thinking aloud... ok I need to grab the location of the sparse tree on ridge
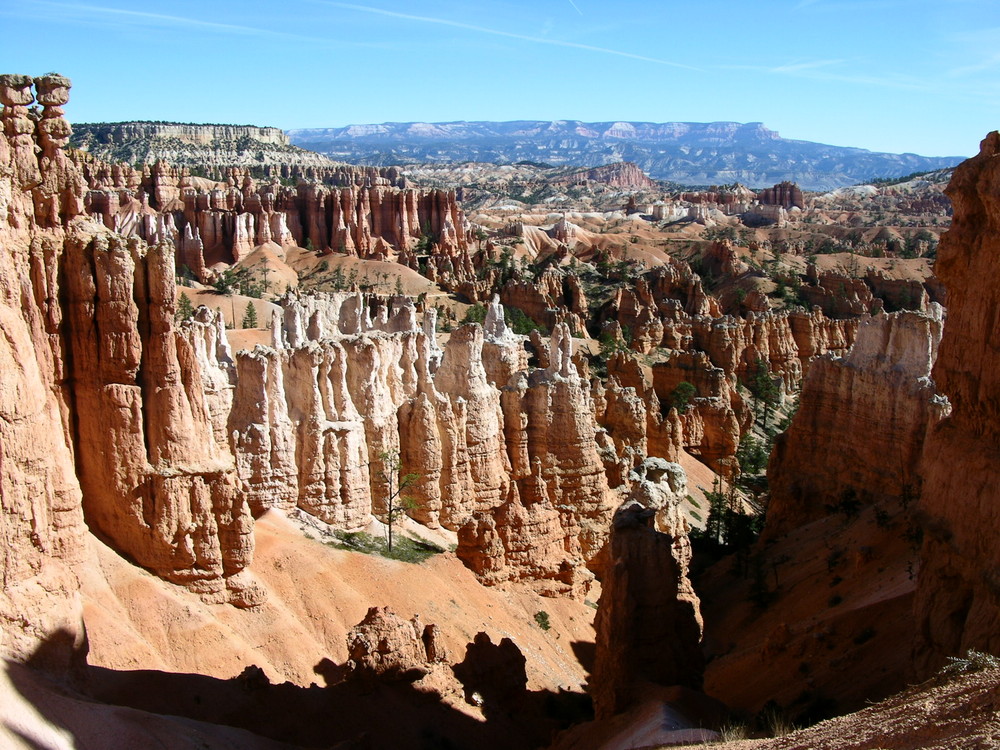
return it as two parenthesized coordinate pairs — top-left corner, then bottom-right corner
(378, 450), (420, 553)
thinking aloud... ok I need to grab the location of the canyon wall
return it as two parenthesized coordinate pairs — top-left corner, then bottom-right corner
(1, 75), (677, 656)
(75, 122), (294, 148)
(766, 307), (947, 537)
(915, 131), (1000, 672)
(78, 156), (474, 276)
(0, 73), (89, 671)
(70, 121), (335, 171)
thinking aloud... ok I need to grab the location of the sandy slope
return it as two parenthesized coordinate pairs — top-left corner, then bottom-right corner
(81, 509), (595, 691)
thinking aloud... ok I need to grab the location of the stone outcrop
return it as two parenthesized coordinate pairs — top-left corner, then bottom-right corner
(65, 228), (259, 606)
(0, 74), (264, 665)
(457, 323), (617, 594)
(757, 181), (804, 209)
(554, 161), (657, 190)
(915, 132), (1000, 672)
(766, 308), (947, 538)
(499, 269), (589, 336)
(346, 606), (445, 680)
(70, 121), (335, 170)
(590, 500), (703, 719)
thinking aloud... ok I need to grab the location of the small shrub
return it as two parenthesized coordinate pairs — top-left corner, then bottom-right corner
(718, 723), (749, 741)
(939, 649), (1000, 676)
(668, 381), (697, 415)
(534, 611), (551, 631)
(758, 703), (797, 738)
(463, 303), (487, 325)
(325, 530), (444, 564)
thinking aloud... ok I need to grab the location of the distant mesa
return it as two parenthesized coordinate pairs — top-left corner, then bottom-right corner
(70, 120), (335, 170)
(287, 119), (964, 191)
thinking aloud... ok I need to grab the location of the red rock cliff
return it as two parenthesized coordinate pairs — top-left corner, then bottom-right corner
(915, 131), (1000, 672)
(0, 73), (89, 670)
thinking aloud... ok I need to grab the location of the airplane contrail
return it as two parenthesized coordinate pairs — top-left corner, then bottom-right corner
(319, 1), (699, 70)
(567, 0), (584, 15)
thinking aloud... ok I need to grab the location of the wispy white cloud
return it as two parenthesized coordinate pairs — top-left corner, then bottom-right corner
(949, 53), (1000, 76)
(946, 26), (1000, 76)
(720, 60), (931, 92)
(769, 59), (846, 74)
(316, 1), (700, 70)
(6, 0), (388, 48)
(34, 1), (277, 36)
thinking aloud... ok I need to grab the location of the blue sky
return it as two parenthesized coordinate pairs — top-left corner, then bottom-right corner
(1, 0), (997, 157)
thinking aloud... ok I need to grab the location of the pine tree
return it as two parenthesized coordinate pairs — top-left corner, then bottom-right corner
(378, 450), (420, 552)
(176, 292), (195, 322)
(241, 301), (258, 329)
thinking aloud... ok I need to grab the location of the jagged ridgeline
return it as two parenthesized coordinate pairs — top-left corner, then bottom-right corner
(287, 120), (966, 191)
(70, 120), (335, 174)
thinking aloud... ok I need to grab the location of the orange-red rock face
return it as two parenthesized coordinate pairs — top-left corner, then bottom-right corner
(591, 500), (703, 719)
(80, 160), (475, 281)
(766, 309), (947, 538)
(915, 132), (1000, 672)
(64, 229), (260, 606)
(456, 324), (617, 595)
(553, 161), (657, 190)
(757, 181), (804, 209)
(0, 74), (88, 669)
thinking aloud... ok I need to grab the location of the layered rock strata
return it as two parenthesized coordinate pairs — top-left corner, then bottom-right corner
(219, 290), (623, 593)
(65, 228), (258, 605)
(766, 307), (947, 538)
(78, 157), (474, 280)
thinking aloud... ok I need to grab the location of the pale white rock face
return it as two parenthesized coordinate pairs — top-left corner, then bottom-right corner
(181, 307), (236, 450)
(270, 310), (284, 349)
(481, 295), (528, 388)
(422, 307), (443, 372)
(540, 322), (578, 382)
(626, 457), (689, 539)
(230, 347), (299, 515)
(285, 343), (372, 528)
(845, 304), (943, 377)
(434, 325), (510, 513)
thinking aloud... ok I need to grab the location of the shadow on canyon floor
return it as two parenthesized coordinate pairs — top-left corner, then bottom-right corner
(8, 630), (593, 750)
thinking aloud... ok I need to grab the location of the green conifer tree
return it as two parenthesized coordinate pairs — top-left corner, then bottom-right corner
(176, 292), (195, 322)
(241, 301), (258, 329)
